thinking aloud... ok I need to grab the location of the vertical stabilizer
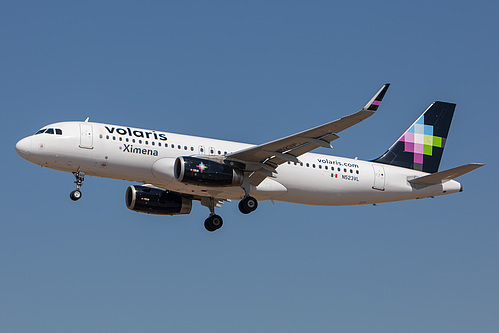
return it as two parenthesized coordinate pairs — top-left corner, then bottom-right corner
(373, 101), (455, 173)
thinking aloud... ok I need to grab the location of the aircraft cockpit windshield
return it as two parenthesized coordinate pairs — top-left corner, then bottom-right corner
(35, 128), (63, 135)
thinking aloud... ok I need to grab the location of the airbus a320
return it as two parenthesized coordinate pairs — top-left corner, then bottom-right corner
(15, 84), (483, 231)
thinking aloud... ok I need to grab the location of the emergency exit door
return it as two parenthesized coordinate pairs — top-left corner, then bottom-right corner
(372, 164), (385, 191)
(79, 124), (93, 149)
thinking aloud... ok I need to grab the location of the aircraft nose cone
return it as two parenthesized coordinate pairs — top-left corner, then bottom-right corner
(16, 137), (31, 157)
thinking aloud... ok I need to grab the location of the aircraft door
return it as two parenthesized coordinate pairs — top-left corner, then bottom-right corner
(372, 164), (385, 191)
(79, 124), (93, 149)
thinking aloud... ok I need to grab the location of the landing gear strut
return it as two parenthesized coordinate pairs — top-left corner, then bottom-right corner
(70, 171), (85, 201)
(202, 197), (223, 232)
(239, 196), (258, 214)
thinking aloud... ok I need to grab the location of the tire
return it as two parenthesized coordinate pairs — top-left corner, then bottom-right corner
(204, 215), (223, 232)
(70, 190), (82, 201)
(239, 196), (258, 214)
(238, 200), (250, 214)
(204, 219), (216, 232)
(211, 215), (223, 229)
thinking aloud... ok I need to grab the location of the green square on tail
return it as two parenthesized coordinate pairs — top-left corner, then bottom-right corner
(424, 145), (433, 156)
(433, 136), (442, 147)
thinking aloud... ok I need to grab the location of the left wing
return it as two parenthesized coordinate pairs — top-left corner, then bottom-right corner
(227, 84), (390, 185)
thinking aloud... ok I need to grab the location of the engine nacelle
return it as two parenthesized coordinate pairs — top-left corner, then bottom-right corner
(174, 156), (244, 186)
(125, 185), (192, 215)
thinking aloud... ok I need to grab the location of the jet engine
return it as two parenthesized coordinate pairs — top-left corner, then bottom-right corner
(174, 156), (244, 186)
(125, 185), (192, 215)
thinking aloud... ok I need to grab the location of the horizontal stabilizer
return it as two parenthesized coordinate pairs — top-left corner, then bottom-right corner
(408, 163), (484, 186)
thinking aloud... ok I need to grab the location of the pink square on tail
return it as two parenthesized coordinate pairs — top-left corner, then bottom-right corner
(405, 141), (414, 153)
(414, 143), (424, 154)
(404, 132), (415, 143)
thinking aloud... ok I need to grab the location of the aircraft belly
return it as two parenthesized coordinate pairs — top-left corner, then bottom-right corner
(151, 181), (246, 200)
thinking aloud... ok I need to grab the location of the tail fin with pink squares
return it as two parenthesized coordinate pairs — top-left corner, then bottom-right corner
(373, 102), (455, 173)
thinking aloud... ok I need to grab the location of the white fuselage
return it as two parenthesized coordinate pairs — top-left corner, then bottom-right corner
(16, 121), (462, 206)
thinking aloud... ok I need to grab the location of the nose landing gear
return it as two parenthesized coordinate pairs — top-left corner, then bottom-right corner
(70, 189), (82, 201)
(70, 171), (85, 201)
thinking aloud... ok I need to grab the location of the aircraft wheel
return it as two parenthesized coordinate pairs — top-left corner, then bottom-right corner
(70, 190), (82, 201)
(204, 215), (223, 232)
(239, 196), (258, 214)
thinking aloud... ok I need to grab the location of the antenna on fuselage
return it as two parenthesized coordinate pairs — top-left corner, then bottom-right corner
(84, 117), (90, 122)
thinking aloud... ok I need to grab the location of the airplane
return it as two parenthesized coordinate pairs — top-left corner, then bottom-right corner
(15, 84), (483, 232)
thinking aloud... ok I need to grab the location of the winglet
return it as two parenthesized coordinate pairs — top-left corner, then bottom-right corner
(363, 83), (390, 111)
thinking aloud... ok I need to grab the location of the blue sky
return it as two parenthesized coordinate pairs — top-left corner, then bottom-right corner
(1, 1), (497, 332)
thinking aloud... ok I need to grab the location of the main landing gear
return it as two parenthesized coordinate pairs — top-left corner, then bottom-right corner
(202, 197), (223, 232)
(70, 171), (85, 201)
(201, 195), (259, 232)
(205, 214), (223, 232)
(238, 196), (258, 214)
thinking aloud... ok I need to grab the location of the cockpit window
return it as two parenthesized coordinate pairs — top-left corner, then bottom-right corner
(34, 128), (62, 135)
